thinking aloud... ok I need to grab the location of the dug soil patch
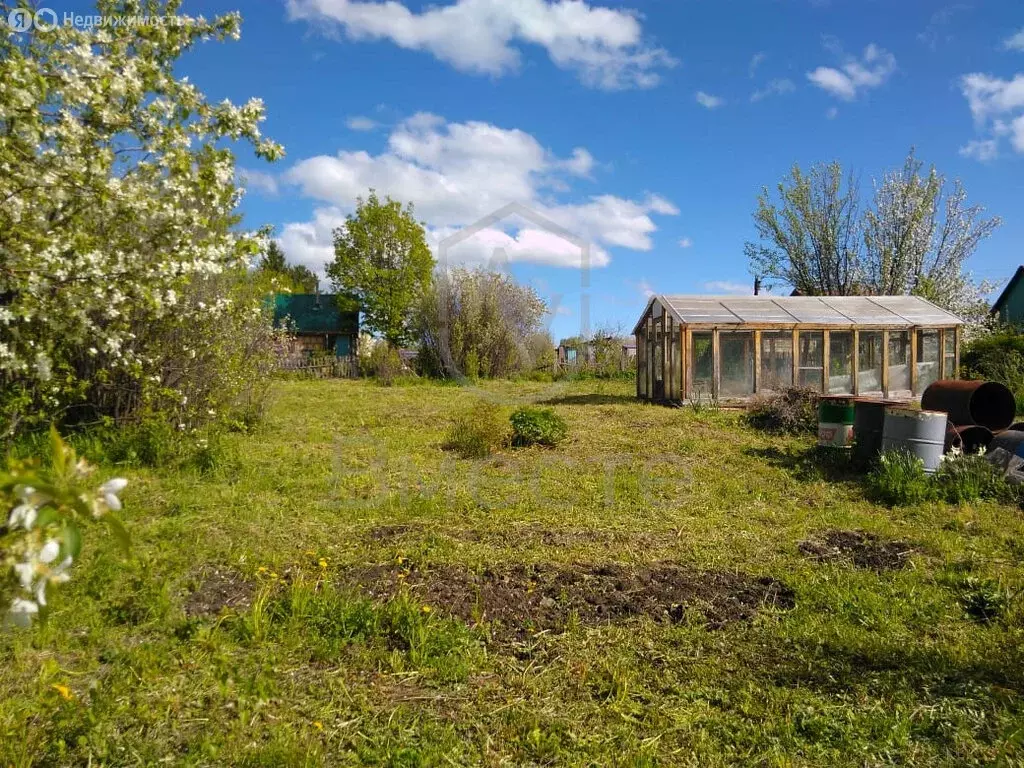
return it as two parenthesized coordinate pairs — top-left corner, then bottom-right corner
(799, 530), (914, 571)
(183, 569), (254, 618)
(339, 562), (793, 638)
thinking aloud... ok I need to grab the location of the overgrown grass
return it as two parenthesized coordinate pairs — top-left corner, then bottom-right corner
(1, 378), (1023, 765)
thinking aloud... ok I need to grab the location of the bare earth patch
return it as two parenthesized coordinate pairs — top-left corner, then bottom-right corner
(183, 568), (254, 617)
(339, 562), (794, 638)
(799, 530), (915, 571)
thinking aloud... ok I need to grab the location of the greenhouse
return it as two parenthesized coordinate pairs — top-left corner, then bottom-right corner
(633, 295), (963, 402)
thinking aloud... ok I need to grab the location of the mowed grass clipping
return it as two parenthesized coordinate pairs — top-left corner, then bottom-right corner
(2, 377), (1023, 766)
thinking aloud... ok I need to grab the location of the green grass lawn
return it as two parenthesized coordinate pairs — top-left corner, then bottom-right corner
(2, 377), (1023, 766)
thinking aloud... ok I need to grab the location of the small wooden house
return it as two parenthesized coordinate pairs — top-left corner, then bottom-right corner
(272, 293), (359, 357)
(633, 294), (963, 402)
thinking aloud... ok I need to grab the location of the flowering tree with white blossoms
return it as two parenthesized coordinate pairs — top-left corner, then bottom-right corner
(862, 151), (1000, 328)
(0, 0), (285, 436)
(2, 428), (128, 627)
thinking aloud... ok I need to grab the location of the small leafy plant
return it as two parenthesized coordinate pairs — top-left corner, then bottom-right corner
(934, 452), (1015, 505)
(867, 449), (933, 506)
(510, 406), (568, 448)
(443, 401), (510, 458)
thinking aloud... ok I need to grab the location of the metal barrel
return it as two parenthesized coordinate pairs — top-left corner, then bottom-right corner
(818, 396), (855, 448)
(881, 407), (947, 474)
(990, 430), (1024, 458)
(852, 398), (899, 464)
(920, 380), (1016, 431)
(944, 423), (994, 454)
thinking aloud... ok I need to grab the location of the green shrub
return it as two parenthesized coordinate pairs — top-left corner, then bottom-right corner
(510, 406), (568, 447)
(362, 343), (405, 386)
(442, 401), (509, 458)
(961, 329), (1024, 414)
(934, 453), (1015, 504)
(867, 450), (934, 506)
(745, 387), (819, 435)
(106, 417), (183, 468)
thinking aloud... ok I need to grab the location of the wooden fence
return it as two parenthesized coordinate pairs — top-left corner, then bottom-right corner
(277, 356), (359, 379)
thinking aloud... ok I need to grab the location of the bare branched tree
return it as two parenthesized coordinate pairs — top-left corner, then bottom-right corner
(744, 162), (862, 295)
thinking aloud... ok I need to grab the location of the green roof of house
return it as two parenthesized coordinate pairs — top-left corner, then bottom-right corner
(272, 294), (359, 334)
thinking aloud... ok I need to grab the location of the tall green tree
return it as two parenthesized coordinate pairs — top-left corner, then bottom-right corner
(744, 161), (862, 296)
(257, 241), (319, 293)
(328, 192), (434, 347)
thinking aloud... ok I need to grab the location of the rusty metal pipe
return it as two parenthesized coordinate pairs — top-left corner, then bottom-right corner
(943, 423), (993, 454)
(921, 380), (1016, 431)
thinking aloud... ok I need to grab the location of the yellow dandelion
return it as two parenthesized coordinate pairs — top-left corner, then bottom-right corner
(313, 721), (324, 731)
(51, 684), (72, 701)
(270, 572), (279, 579)
(257, 566), (268, 574)
(421, 605), (432, 614)
(318, 558), (327, 569)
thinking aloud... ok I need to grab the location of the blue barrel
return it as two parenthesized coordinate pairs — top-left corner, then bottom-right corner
(881, 407), (947, 474)
(990, 430), (1024, 458)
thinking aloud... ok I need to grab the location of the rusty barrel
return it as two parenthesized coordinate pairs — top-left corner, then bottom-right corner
(882, 407), (947, 474)
(852, 398), (900, 464)
(920, 380), (1016, 431)
(944, 423), (994, 454)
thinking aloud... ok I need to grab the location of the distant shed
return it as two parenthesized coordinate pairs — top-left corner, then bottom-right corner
(272, 293), (359, 357)
(633, 295), (963, 402)
(991, 265), (1024, 325)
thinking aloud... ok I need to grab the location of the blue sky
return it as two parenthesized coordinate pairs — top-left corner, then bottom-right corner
(163, 1), (1019, 339)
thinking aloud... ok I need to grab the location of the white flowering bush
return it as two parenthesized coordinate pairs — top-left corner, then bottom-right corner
(0, 1), (285, 436)
(2, 428), (128, 627)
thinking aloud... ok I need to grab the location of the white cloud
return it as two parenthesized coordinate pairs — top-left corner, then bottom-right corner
(278, 206), (346, 276)
(286, 0), (677, 90)
(958, 139), (999, 162)
(749, 52), (766, 78)
(678, 236), (692, 248)
(1004, 28), (1024, 52)
(634, 278), (655, 298)
(703, 281), (751, 295)
(750, 78), (795, 102)
(919, 5), (970, 50)
(958, 72), (1024, 159)
(560, 147), (595, 178)
(695, 91), (725, 109)
(960, 73), (1024, 123)
(278, 113), (676, 273)
(807, 43), (896, 101)
(430, 224), (612, 268)
(346, 115), (378, 131)
(1013, 115), (1024, 152)
(238, 168), (279, 196)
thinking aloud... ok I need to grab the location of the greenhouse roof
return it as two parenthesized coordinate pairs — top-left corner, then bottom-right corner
(634, 295), (962, 332)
